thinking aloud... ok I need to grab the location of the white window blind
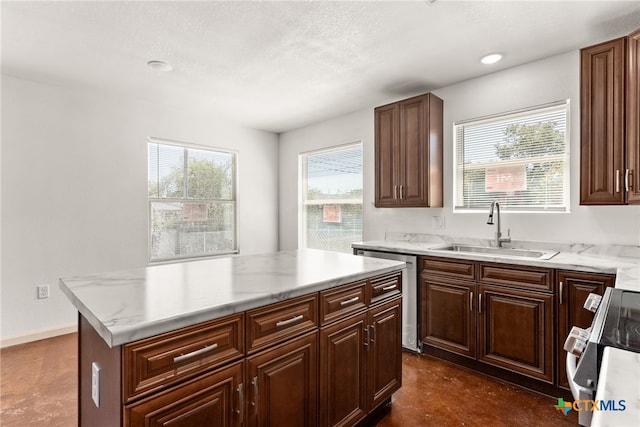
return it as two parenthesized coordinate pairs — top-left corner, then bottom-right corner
(454, 101), (569, 212)
(300, 143), (363, 253)
(148, 139), (237, 261)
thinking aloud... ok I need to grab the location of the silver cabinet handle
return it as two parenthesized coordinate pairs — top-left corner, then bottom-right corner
(382, 284), (397, 291)
(364, 325), (369, 349)
(370, 324), (376, 343)
(237, 383), (244, 423)
(470, 291), (473, 312)
(173, 343), (218, 363)
(559, 281), (564, 305)
(478, 294), (482, 314)
(399, 185), (404, 200)
(251, 376), (259, 416)
(626, 169), (631, 191)
(340, 296), (359, 306)
(616, 169), (620, 193)
(394, 185), (398, 200)
(276, 314), (303, 327)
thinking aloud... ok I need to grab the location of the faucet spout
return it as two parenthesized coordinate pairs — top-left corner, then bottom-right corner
(487, 201), (511, 247)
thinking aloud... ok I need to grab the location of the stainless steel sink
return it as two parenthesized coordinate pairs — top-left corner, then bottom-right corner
(431, 244), (558, 260)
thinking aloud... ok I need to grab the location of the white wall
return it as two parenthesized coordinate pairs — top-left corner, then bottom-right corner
(279, 50), (640, 250)
(1, 74), (279, 341)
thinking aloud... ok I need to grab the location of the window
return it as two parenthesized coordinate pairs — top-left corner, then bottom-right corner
(300, 143), (363, 253)
(454, 101), (569, 212)
(148, 139), (237, 261)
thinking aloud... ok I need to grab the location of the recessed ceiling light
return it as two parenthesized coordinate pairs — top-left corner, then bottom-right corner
(480, 53), (503, 65)
(147, 60), (173, 72)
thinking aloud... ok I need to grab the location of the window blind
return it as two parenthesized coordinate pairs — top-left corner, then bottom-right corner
(454, 101), (569, 212)
(301, 143), (363, 253)
(148, 140), (237, 261)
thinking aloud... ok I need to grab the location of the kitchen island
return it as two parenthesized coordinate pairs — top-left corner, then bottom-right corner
(60, 249), (405, 427)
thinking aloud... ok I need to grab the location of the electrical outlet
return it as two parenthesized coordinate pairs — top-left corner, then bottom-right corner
(91, 362), (101, 407)
(36, 284), (49, 299)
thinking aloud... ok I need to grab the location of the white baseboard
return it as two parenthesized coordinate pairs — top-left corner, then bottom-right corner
(0, 324), (77, 349)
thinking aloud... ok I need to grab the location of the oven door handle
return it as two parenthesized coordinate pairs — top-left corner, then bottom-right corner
(566, 352), (592, 401)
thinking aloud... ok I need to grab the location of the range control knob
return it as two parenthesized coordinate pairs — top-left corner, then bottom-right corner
(563, 326), (589, 357)
(584, 293), (603, 313)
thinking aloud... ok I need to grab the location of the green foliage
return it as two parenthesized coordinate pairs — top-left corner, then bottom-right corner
(495, 122), (565, 160)
(153, 158), (232, 200)
(463, 121), (566, 208)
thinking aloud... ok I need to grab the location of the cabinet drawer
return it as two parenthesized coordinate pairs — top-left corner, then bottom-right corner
(125, 360), (244, 427)
(123, 313), (244, 403)
(421, 256), (475, 280)
(246, 293), (318, 354)
(478, 263), (553, 292)
(320, 280), (367, 326)
(369, 271), (402, 306)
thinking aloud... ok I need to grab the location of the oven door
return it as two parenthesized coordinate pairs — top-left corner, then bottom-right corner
(566, 352), (594, 426)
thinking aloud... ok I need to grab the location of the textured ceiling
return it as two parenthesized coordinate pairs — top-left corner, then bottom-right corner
(2, 1), (640, 133)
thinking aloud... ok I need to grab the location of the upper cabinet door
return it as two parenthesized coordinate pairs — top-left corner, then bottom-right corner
(580, 37), (626, 205)
(374, 103), (400, 207)
(627, 29), (640, 204)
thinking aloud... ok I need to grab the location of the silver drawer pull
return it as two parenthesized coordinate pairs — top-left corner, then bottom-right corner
(340, 296), (360, 306)
(173, 343), (218, 363)
(276, 314), (304, 327)
(382, 284), (397, 291)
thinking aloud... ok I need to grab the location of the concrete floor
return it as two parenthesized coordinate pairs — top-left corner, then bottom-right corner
(0, 333), (577, 426)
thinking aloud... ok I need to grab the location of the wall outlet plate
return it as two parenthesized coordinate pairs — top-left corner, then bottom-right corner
(36, 284), (49, 299)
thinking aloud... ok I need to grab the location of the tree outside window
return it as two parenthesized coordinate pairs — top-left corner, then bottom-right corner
(148, 140), (237, 261)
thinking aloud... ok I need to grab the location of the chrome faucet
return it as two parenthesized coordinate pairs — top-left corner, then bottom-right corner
(487, 201), (511, 247)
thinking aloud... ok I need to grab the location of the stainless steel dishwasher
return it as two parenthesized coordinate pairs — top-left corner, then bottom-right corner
(354, 249), (418, 352)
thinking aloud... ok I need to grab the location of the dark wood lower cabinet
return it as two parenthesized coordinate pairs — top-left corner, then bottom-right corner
(556, 270), (615, 389)
(78, 272), (403, 427)
(246, 331), (318, 427)
(419, 257), (559, 391)
(368, 298), (402, 409)
(125, 361), (243, 427)
(319, 297), (402, 427)
(420, 256), (619, 396)
(420, 275), (476, 358)
(478, 285), (554, 383)
(320, 312), (368, 427)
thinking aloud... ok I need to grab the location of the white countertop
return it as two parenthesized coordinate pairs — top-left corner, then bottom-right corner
(59, 249), (405, 348)
(592, 347), (640, 427)
(353, 234), (640, 291)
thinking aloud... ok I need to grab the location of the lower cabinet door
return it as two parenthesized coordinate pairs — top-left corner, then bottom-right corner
(557, 271), (614, 389)
(125, 360), (244, 427)
(246, 331), (318, 427)
(420, 275), (476, 358)
(368, 297), (402, 410)
(477, 285), (554, 383)
(319, 311), (368, 427)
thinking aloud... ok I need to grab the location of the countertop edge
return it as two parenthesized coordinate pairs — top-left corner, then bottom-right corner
(61, 259), (405, 348)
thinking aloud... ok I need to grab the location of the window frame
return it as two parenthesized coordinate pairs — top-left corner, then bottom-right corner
(298, 141), (364, 252)
(148, 137), (239, 263)
(452, 100), (571, 214)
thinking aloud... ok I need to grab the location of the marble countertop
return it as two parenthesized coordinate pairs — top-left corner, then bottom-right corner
(592, 347), (640, 427)
(59, 249), (405, 348)
(353, 233), (640, 291)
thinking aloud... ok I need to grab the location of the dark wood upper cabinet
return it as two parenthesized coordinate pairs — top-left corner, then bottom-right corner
(627, 28), (640, 203)
(580, 27), (640, 205)
(375, 93), (443, 208)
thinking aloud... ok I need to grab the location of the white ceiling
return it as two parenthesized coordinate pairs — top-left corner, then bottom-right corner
(2, 1), (640, 134)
